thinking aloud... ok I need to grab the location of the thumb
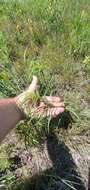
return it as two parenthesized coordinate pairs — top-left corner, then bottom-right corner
(28, 75), (38, 92)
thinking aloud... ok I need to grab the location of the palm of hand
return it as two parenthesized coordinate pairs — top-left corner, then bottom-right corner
(28, 76), (64, 118)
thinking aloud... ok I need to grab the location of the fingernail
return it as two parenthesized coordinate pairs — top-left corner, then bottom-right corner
(57, 107), (64, 114)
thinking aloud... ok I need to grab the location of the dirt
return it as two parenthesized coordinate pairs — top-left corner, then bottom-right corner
(1, 127), (90, 190)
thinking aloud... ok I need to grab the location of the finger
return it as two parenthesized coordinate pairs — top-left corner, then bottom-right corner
(52, 107), (64, 117)
(28, 75), (38, 92)
(43, 107), (64, 118)
(39, 101), (64, 109)
(42, 99), (64, 107)
(42, 96), (64, 107)
(48, 101), (64, 107)
(44, 96), (61, 102)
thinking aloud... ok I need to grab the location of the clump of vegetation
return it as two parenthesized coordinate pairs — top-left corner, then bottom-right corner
(0, 0), (90, 189)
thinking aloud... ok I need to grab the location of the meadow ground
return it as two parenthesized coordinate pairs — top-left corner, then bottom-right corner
(0, 0), (90, 189)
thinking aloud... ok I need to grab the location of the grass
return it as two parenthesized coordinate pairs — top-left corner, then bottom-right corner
(0, 0), (90, 189)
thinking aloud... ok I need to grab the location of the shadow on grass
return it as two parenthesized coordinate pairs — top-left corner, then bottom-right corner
(15, 111), (86, 190)
(49, 110), (74, 130)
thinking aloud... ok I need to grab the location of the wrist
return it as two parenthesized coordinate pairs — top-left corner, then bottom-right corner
(14, 90), (39, 119)
(13, 97), (26, 120)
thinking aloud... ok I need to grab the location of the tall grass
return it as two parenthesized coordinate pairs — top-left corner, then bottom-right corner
(0, 0), (90, 139)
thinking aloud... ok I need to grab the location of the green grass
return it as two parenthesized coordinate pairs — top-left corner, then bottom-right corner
(0, 0), (90, 189)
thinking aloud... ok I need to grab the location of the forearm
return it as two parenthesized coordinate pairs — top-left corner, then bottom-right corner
(0, 98), (24, 142)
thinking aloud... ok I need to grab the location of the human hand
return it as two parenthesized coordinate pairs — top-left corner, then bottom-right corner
(16, 76), (64, 119)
